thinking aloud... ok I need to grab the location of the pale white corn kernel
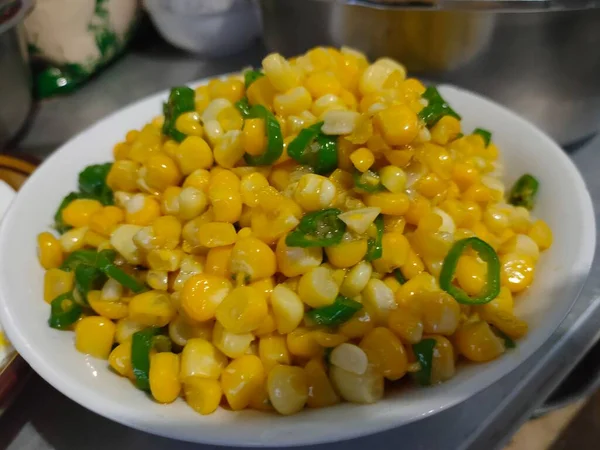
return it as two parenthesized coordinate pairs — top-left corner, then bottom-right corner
(374, 57), (406, 80)
(59, 226), (88, 253)
(367, 102), (387, 116)
(379, 166), (407, 193)
(132, 226), (155, 251)
(338, 207), (381, 234)
(180, 338), (227, 381)
(125, 193), (146, 215)
(341, 46), (367, 60)
(500, 234), (540, 261)
(321, 110), (360, 135)
(271, 284), (304, 334)
(359, 64), (394, 95)
(362, 279), (396, 323)
(213, 130), (245, 169)
(330, 343), (369, 375)
(178, 187), (208, 221)
(481, 175), (505, 198)
(203, 119), (223, 145)
(340, 261), (373, 297)
(274, 86), (312, 116)
(312, 94), (346, 117)
(110, 224), (144, 264)
(432, 207), (456, 234)
(293, 174), (336, 212)
(172, 256), (205, 291)
(114, 191), (133, 208)
(115, 318), (145, 344)
(201, 98), (233, 123)
(168, 315), (213, 347)
(298, 266), (339, 308)
(101, 278), (123, 301)
(262, 53), (300, 91)
(147, 270), (169, 291)
(287, 110), (317, 135)
(329, 364), (384, 404)
(212, 321), (254, 358)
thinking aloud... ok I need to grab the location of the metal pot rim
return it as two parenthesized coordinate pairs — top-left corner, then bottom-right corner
(0, 0), (32, 35)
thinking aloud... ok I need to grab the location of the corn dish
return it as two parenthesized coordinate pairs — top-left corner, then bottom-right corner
(37, 47), (553, 416)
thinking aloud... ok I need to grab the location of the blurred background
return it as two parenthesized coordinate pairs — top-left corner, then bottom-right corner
(1, 1), (600, 449)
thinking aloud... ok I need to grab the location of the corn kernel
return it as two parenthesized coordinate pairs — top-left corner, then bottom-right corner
(364, 192), (410, 216)
(181, 273), (232, 322)
(294, 174), (336, 212)
(388, 306), (423, 344)
(221, 355), (265, 410)
(325, 238), (368, 269)
(184, 377), (222, 415)
(107, 160), (140, 192)
(75, 316), (116, 359)
(455, 321), (506, 362)
(259, 334), (291, 370)
(212, 321), (254, 358)
(298, 266), (339, 308)
(230, 236), (277, 281)
(500, 253), (535, 293)
(528, 219), (553, 251)
(109, 340), (133, 378)
(150, 352), (181, 404)
(175, 136), (213, 175)
(362, 279), (396, 323)
(360, 327), (408, 380)
(128, 290), (176, 327)
(262, 53), (300, 92)
(271, 284), (304, 334)
(267, 364), (308, 415)
(37, 232), (63, 269)
(305, 358), (340, 408)
(329, 363), (383, 404)
(62, 199), (103, 228)
(180, 338), (227, 381)
(216, 286), (268, 333)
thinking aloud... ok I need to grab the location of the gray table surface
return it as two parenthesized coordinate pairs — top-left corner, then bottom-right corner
(2, 41), (600, 450)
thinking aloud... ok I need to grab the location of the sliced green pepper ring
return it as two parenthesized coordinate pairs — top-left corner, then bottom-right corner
(439, 237), (501, 305)
(287, 122), (338, 174)
(412, 338), (437, 386)
(131, 327), (160, 391)
(508, 174), (539, 211)
(305, 295), (362, 326)
(285, 208), (346, 248)
(48, 292), (82, 329)
(365, 215), (384, 261)
(243, 105), (284, 166)
(96, 250), (147, 294)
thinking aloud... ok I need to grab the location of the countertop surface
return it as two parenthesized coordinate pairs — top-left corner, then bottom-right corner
(2, 39), (600, 450)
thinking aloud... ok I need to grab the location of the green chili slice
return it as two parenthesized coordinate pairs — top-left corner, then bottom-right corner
(244, 70), (264, 88)
(96, 250), (147, 293)
(131, 327), (160, 391)
(48, 292), (82, 329)
(286, 208), (346, 248)
(473, 128), (492, 147)
(305, 295), (363, 326)
(491, 326), (516, 349)
(162, 86), (195, 142)
(235, 97), (251, 118)
(152, 335), (173, 353)
(365, 215), (384, 261)
(412, 338), (437, 386)
(60, 249), (98, 271)
(353, 170), (384, 193)
(244, 105), (284, 166)
(508, 174), (539, 210)
(419, 86), (461, 127)
(393, 268), (407, 285)
(78, 163), (114, 205)
(439, 237), (501, 305)
(74, 264), (105, 304)
(54, 192), (80, 234)
(287, 122), (338, 175)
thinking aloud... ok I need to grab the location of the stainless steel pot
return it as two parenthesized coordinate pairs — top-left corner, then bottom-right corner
(0, 0), (32, 149)
(259, 0), (600, 146)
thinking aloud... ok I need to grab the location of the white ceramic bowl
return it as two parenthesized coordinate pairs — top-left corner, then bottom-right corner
(0, 82), (594, 447)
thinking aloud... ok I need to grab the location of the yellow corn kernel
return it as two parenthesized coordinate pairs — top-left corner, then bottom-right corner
(454, 254), (487, 296)
(329, 363), (384, 404)
(248, 381), (274, 411)
(180, 170), (209, 194)
(400, 248), (425, 280)
(212, 321), (254, 358)
(62, 199), (103, 228)
(160, 186), (181, 216)
(43, 268), (74, 303)
(270, 284), (304, 334)
(106, 160), (140, 192)
(209, 77), (245, 102)
(274, 86), (312, 116)
(430, 115), (461, 145)
(428, 335), (456, 384)
(251, 205), (301, 246)
(194, 222), (236, 248)
(262, 53), (300, 92)
(221, 355), (266, 411)
(388, 306), (423, 344)
(304, 71), (341, 98)
(239, 172), (269, 207)
(293, 174), (336, 212)
(373, 105), (419, 146)
(258, 334), (291, 371)
(184, 377), (222, 415)
(246, 75), (277, 109)
(362, 279), (396, 323)
(75, 316), (116, 359)
(500, 253), (535, 293)
(305, 358), (340, 408)
(230, 236), (277, 282)
(177, 187), (207, 221)
(452, 162), (480, 192)
(285, 327), (321, 358)
(181, 273), (231, 322)
(359, 327), (407, 380)
(113, 142), (130, 160)
(479, 304), (528, 339)
(383, 275), (401, 293)
(172, 255), (205, 291)
(174, 111), (203, 137)
(267, 364), (309, 415)
(364, 192), (410, 216)
(145, 270), (167, 291)
(83, 229), (105, 248)
(208, 170), (242, 223)
(298, 266), (339, 308)
(109, 340), (133, 378)
(149, 352), (181, 404)
(216, 286), (268, 333)
(339, 261), (372, 297)
(455, 321), (506, 362)
(311, 330), (349, 348)
(276, 235), (322, 277)
(203, 245), (233, 279)
(168, 314), (213, 347)
(124, 194), (161, 226)
(213, 130), (245, 168)
(402, 195), (429, 226)
(528, 219), (553, 251)
(113, 318), (144, 344)
(89, 206), (124, 237)
(321, 110), (360, 135)
(311, 94), (346, 117)
(142, 153), (182, 193)
(193, 84), (210, 112)
(415, 173), (447, 199)
(359, 62), (395, 95)
(349, 147), (375, 173)
(180, 338), (227, 381)
(37, 232), (63, 269)
(325, 239), (368, 269)
(127, 124), (163, 163)
(394, 272), (437, 309)
(88, 291), (128, 320)
(242, 118), (267, 157)
(146, 249), (182, 272)
(379, 166), (406, 194)
(372, 232), (410, 273)
(418, 291), (461, 335)
(59, 226), (87, 253)
(175, 136), (213, 175)
(128, 290), (176, 327)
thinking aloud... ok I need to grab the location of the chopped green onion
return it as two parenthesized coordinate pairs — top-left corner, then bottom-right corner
(48, 292), (82, 329)
(131, 327), (160, 391)
(305, 295), (362, 326)
(235, 98), (251, 118)
(78, 163), (114, 205)
(439, 237), (501, 305)
(365, 215), (384, 261)
(473, 128), (492, 147)
(286, 208), (346, 248)
(418, 86), (461, 127)
(60, 249), (98, 271)
(508, 174), (539, 210)
(162, 86), (195, 142)
(393, 268), (407, 285)
(491, 326), (516, 349)
(412, 338), (437, 386)
(96, 250), (147, 293)
(74, 264), (105, 305)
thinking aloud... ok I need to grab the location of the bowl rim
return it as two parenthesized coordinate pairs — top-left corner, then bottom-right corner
(0, 80), (595, 447)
